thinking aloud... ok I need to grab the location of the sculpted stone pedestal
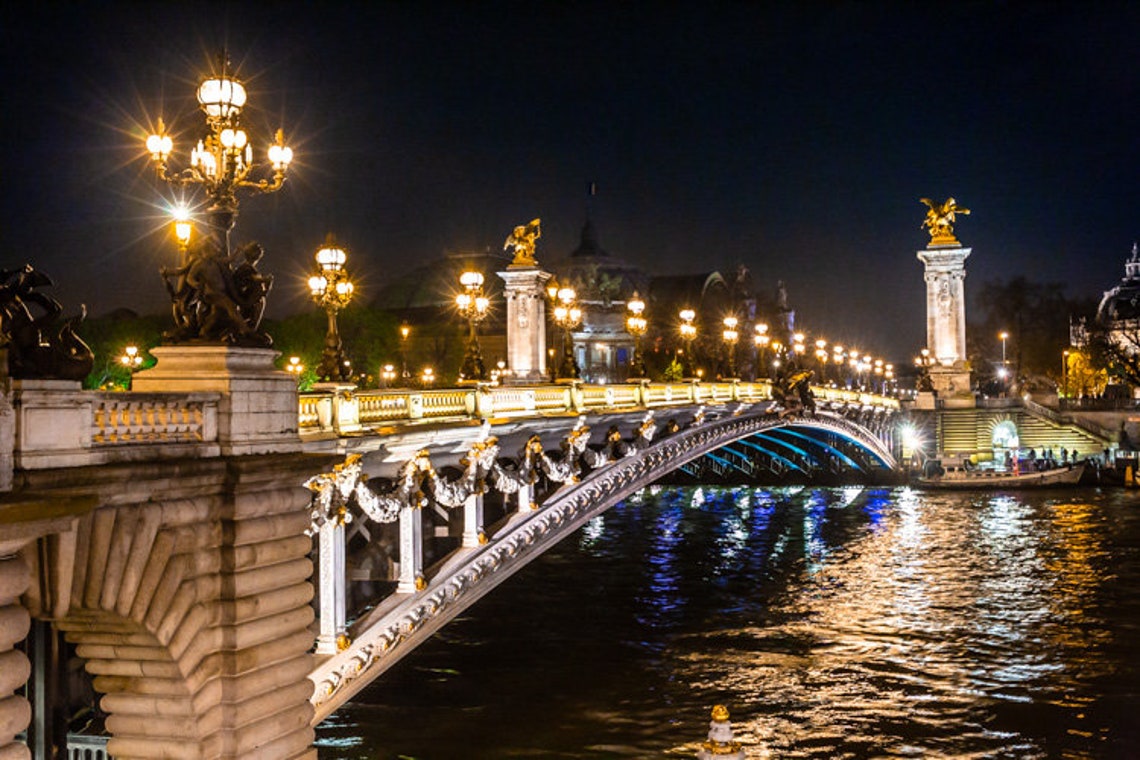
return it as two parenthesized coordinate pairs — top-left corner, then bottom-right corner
(917, 243), (975, 409)
(497, 267), (552, 385)
(133, 346), (300, 455)
(928, 366), (976, 408)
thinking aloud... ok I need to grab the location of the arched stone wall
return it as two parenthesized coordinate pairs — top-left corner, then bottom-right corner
(16, 455), (326, 760)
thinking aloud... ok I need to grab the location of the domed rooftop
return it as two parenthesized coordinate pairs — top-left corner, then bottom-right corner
(547, 220), (648, 305)
(1097, 243), (1140, 322)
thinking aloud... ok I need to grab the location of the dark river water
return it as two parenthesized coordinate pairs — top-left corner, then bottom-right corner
(315, 486), (1140, 759)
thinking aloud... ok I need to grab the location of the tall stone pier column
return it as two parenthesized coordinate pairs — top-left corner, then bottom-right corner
(917, 245), (971, 367)
(497, 266), (553, 384)
(917, 243), (974, 406)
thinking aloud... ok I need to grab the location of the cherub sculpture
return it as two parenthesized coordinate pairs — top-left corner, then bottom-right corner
(920, 197), (970, 245)
(504, 218), (542, 267)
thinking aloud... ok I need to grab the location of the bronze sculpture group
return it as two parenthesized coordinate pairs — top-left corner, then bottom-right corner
(0, 264), (94, 381)
(161, 234), (274, 346)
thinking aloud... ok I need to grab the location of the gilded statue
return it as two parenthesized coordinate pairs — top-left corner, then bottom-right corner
(504, 218), (542, 267)
(920, 197), (970, 245)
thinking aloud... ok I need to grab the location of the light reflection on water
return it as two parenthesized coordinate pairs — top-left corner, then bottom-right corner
(316, 487), (1140, 759)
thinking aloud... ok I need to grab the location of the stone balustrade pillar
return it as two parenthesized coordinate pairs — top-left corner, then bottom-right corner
(461, 493), (484, 548)
(396, 504), (423, 594)
(314, 519), (347, 655)
(516, 483), (535, 514)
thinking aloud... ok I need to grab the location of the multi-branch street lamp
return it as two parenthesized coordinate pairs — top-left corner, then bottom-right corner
(814, 338), (828, 380)
(286, 356), (304, 379)
(679, 308), (697, 379)
(547, 278), (582, 380)
(722, 315), (739, 378)
(792, 332), (807, 366)
(456, 270), (491, 382)
(145, 55), (292, 346)
(307, 235), (355, 383)
(380, 364), (396, 388)
(754, 323), (770, 379)
(626, 292), (648, 379)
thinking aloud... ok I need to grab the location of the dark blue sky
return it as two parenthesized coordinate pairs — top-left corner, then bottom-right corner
(3, 2), (1138, 361)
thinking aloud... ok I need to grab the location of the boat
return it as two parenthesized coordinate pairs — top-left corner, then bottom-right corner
(915, 461), (1086, 490)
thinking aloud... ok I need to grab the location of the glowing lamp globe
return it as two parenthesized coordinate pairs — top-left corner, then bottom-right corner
(197, 76), (247, 120)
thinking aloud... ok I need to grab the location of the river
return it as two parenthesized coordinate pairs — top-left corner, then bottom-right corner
(315, 485), (1140, 759)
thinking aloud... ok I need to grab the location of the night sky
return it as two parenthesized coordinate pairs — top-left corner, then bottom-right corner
(3, 2), (1139, 361)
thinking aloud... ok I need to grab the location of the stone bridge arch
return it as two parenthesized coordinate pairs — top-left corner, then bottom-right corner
(309, 406), (899, 719)
(15, 456), (325, 760)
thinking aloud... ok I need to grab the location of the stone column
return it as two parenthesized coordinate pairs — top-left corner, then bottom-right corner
(917, 244), (975, 407)
(396, 504), (423, 594)
(497, 267), (553, 384)
(314, 519), (347, 655)
(916, 245), (971, 367)
(461, 492), (484, 548)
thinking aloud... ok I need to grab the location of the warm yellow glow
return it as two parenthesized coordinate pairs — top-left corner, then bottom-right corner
(679, 308), (695, 322)
(400, 324), (411, 340)
(755, 322), (768, 335)
(460, 270), (484, 288)
(316, 241), (347, 270)
(627, 292), (645, 315)
(197, 76), (247, 119)
(173, 216), (192, 246)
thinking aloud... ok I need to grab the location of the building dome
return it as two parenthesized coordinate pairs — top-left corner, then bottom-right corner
(1097, 243), (1140, 322)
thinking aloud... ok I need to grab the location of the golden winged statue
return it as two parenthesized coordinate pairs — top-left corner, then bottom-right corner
(920, 197), (970, 245)
(504, 218), (541, 267)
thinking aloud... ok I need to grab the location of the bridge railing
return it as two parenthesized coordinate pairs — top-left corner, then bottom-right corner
(6, 380), (222, 471)
(3, 377), (899, 471)
(296, 379), (907, 435)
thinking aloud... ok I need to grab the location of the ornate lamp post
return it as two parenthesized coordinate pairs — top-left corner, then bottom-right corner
(753, 323), (770, 380)
(626, 291), (648, 379)
(722, 316), (739, 378)
(145, 55), (292, 345)
(679, 308), (697, 379)
(285, 356), (304, 379)
(307, 235), (355, 383)
(792, 332), (807, 367)
(380, 364), (397, 388)
(456, 270), (491, 382)
(399, 323), (411, 383)
(547, 278), (582, 380)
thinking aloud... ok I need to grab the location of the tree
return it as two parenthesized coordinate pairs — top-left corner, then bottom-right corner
(1082, 318), (1140, 391)
(969, 277), (1096, 391)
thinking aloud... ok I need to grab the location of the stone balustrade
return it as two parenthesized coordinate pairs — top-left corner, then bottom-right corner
(7, 381), (222, 471)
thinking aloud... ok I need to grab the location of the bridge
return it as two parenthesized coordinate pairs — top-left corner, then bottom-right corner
(0, 366), (899, 759)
